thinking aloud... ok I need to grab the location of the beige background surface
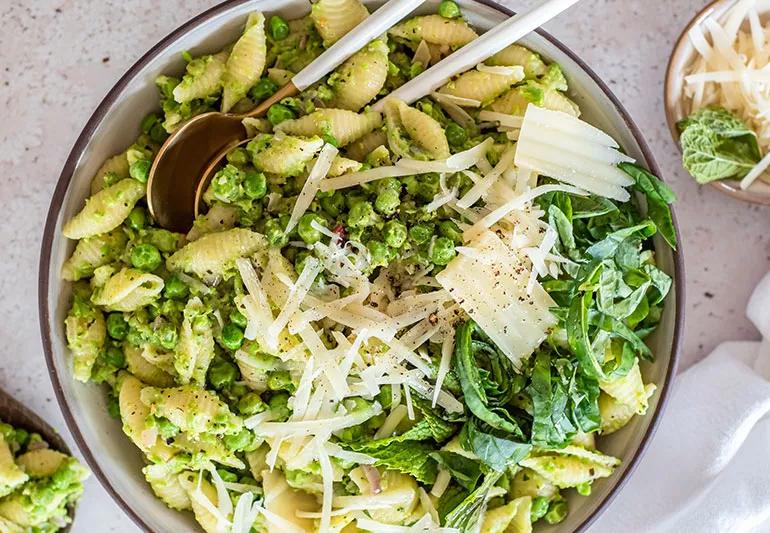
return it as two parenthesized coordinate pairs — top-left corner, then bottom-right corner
(1, 0), (768, 530)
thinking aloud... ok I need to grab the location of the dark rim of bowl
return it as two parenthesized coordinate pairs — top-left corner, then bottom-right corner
(38, 1), (685, 531)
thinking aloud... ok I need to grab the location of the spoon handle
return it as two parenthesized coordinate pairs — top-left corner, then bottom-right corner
(372, 0), (582, 110)
(292, 0), (425, 91)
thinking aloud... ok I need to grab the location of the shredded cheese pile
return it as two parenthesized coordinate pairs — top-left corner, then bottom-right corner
(684, 0), (770, 187)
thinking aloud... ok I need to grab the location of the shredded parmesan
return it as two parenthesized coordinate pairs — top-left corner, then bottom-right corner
(286, 144), (338, 233)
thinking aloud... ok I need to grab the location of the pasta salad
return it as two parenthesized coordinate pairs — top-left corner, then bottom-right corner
(0, 419), (88, 532)
(61, 1), (677, 531)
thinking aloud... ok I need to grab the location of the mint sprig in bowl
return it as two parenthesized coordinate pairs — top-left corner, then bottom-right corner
(665, 0), (770, 203)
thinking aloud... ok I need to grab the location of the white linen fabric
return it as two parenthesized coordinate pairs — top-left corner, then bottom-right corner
(593, 272), (770, 533)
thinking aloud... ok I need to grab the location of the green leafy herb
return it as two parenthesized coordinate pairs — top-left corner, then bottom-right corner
(444, 472), (504, 532)
(431, 451), (483, 490)
(677, 106), (761, 184)
(460, 418), (531, 472)
(347, 440), (438, 484)
(619, 163), (678, 250)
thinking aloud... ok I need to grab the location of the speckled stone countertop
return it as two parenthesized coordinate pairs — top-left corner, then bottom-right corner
(1, 0), (769, 531)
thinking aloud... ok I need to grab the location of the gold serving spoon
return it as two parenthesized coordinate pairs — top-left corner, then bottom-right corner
(147, 0), (424, 233)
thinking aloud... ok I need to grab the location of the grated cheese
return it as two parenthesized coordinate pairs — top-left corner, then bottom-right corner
(286, 144), (339, 234)
(265, 256), (322, 351)
(457, 144), (517, 208)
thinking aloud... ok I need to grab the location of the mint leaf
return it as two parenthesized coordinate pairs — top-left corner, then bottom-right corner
(459, 419), (531, 472)
(348, 440), (438, 484)
(619, 162), (678, 250)
(444, 472), (504, 531)
(677, 107), (760, 184)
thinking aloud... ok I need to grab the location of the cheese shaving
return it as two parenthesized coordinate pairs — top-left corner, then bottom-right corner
(286, 143), (339, 233)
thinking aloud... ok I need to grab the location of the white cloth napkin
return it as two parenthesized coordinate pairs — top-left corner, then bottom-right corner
(593, 273), (770, 533)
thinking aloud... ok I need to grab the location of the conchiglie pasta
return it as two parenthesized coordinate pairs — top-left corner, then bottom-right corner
(178, 473), (227, 533)
(439, 68), (525, 105)
(329, 38), (389, 111)
(64, 302), (105, 382)
(385, 98), (450, 160)
(345, 130), (387, 161)
(600, 359), (651, 415)
(222, 12), (267, 112)
(89, 152), (130, 194)
(90, 268), (164, 312)
(275, 110), (382, 147)
(599, 384), (657, 435)
(166, 228), (267, 279)
(117, 373), (175, 461)
(249, 135), (325, 176)
(487, 44), (547, 78)
(481, 496), (532, 533)
(172, 433), (245, 470)
(140, 385), (241, 436)
(519, 455), (615, 489)
(61, 229), (127, 281)
(310, 0), (369, 45)
(261, 469), (318, 532)
(389, 15), (477, 47)
(125, 344), (176, 387)
(62, 179), (145, 240)
(328, 155), (362, 177)
(16, 449), (67, 478)
(143, 462), (192, 511)
(174, 297), (216, 386)
(0, 436), (28, 498)
(510, 468), (559, 499)
(173, 51), (228, 104)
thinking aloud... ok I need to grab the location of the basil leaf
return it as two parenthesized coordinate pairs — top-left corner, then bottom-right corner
(619, 162), (678, 250)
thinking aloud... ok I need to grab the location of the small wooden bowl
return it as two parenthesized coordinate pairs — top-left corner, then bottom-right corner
(0, 388), (78, 532)
(664, 0), (770, 204)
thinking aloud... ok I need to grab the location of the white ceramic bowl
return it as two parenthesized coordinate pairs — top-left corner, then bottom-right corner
(39, 1), (684, 531)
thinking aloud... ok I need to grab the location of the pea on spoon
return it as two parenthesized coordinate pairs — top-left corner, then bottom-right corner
(147, 0), (424, 233)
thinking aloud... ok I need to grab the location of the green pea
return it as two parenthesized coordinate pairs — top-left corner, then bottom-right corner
(377, 177), (402, 194)
(106, 313), (129, 340)
(13, 429), (29, 448)
(163, 275), (189, 300)
(140, 113), (160, 134)
(320, 191), (346, 218)
(347, 201), (378, 229)
(269, 15), (290, 40)
(375, 189), (400, 216)
(409, 224), (433, 245)
(264, 218), (289, 248)
(224, 429), (253, 452)
(267, 371), (295, 392)
(267, 103), (295, 125)
(576, 482), (592, 496)
(250, 77), (278, 101)
(211, 164), (244, 203)
(217, 468), (240, 483)
(294, 251), (311, 276)
(126, 206), (148, 231)
(103, 345), (125, 368)
(439, 220), (463, 244)
(243, 171), (267, 200)
(156, 417), (180, 440)
(130, 243), (162, 271)
(530, 497), (550, 522)
(367, 240), (391, 268)
(430, 236), (456, 266)
(298, 213), (326, 244)
(230, 310), (248, 329)
(279, 214), (298, 238)
(345, 193), (368, 210)
(445, 122), (467, 147)
(149, 122), (169, 144)
(129, 160), (152, 183)
(383, 220), (407, 248)
(268, 392), (291, 421)
(221, 323), (245, 351)
(107, 395), (121, 420)
(239, 475), (258, 486)
(438, 0), (461, 18)
(156, 323), (178, 351)
(238, 392), (267, 416)
(545, 500), (568, 525)
(316, 84), (334, 102)
(226, 147), (250, 166)
(208, 360), (238, 390)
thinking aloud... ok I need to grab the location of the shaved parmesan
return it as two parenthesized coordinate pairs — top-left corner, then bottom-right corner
(265, 257), (322, 351)
(286, 143), (339, 234)
(436, 231), (557, 369)
(457, 144), (516, 208)
(255, 403), (382, 437)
